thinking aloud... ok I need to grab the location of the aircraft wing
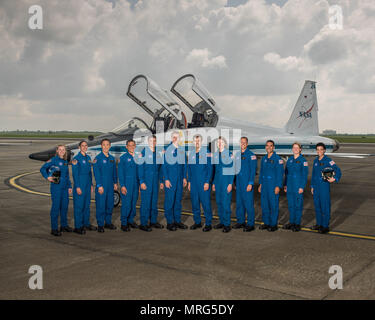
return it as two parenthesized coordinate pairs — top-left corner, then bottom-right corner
(248, 150), (375, 159)
(325, 152), (375, 159)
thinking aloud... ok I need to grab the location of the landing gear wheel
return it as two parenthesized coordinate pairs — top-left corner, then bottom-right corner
(114, 190), (121, 207)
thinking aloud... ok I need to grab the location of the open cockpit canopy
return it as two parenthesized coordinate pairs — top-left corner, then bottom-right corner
(171, 74), (219, 127)
(127, 75), (187, 132)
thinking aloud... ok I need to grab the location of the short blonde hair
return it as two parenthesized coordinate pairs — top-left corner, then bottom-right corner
(292, 142), (302, 149)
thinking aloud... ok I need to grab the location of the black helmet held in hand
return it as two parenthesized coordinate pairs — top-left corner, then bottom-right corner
(322, 167), (335, 182)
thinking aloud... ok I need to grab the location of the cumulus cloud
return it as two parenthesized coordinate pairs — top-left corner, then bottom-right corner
(263, 52), (307, 71)
(0, 0), (374, 133)
(186, 48), (227, 69)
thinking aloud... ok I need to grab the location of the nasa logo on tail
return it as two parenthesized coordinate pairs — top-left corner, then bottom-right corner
(297, 103), (314, 120)
(285, 80), (319, 136)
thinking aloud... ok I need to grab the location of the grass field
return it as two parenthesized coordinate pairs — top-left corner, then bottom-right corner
(1, 132), (374, 143)
(0, 132), (103, 139)
(322, 135), (375, 143)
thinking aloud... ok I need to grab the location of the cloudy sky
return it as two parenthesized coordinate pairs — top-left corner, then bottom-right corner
(0, 0), (374, 133)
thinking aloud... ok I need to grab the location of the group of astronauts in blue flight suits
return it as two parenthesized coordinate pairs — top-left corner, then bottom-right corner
(40, 132), (341, 237)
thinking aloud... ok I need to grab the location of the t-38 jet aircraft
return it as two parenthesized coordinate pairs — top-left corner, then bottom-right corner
(29, 73), (371, 163)
(29, 74), (372, 206)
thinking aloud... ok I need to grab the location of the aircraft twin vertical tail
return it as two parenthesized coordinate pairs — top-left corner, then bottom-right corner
(285, 80), (319, 136)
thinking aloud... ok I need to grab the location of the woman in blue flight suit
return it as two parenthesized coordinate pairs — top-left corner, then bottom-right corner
(310, 142), (342, 234)
(40, 145), (73, 236)
(212, 137), (235, 233)
(283, 142), (308, 232)
(71, 140), (96, 235)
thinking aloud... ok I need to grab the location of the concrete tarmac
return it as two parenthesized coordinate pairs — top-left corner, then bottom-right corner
(1, 139), (375, 299)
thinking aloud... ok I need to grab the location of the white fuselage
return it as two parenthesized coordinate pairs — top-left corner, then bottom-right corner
(72, 116), (336, 160)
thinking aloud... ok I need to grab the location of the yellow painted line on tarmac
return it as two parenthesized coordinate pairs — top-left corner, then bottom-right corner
(8, 171), (51, 197)
(7, 171), (375, 242)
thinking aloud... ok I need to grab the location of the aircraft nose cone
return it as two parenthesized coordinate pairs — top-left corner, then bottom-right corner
(333, 139), (340, 152)
(28, 148), (57, 161)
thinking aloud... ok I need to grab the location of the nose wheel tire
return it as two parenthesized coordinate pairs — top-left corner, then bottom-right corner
(114, 190), (120, 207)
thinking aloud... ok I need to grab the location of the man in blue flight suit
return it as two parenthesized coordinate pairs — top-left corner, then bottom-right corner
(137, 135), (164, 232)
(234, 137), (257, 232)
(187, 134), (213, 232)
(93, 138), (118, 233)
(40, 145), (73, 236)
(283, 142), (308, 232)
(72, 140), (97, 235)
(118, 139), (139, 232)
(163, 131), (188, 231)
(310, 142), (342, 234)
(258, 140), (284, 232)
(212, 136), (235, 233)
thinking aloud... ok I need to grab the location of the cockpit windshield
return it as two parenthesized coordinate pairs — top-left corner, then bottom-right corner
(171, 74), (219, 112)
(127, 75), (182, 121)
(171, 74), (219, 127)
(110, 117), (150, 135)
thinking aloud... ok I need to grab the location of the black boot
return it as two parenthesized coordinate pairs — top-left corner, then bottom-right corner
(60, 226), (73, 232)
(202, 225), (212, 232)
(139, 225), (152, 232)
(167, 224), (177, 231)
(127, 222), (139, 229)
(84, 224), (97, 231)
(104, 223), (117, 230)
(310, 225), (322, 231)
(51, 229), (62, 236)
(319, 227), (330, 234)
(222, 226), (231, 233)
(282, 222), (294, 230)
(121, 225), (131, 232)
(243, 225), (255, 232)
(74, 227), (86, 235)
(190, 223), (202, 230)
(292, 224), (301, 232)
(267, 226), (278, 232)
(97, 226), (105, 233)
(174, 222), (188, 230)
(150, 222), (164, 229)
(214, 223), (224, 229)
(233, 222), (245, 229)
(259, 224), (269, 230)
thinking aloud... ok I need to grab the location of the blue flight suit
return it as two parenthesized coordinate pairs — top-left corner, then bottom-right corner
(234, 149), (257, 227)
(284, 155), (308, 225)
(311, 155), (342, 228)
(136, 147), (163, 226)
(40, 156), (72, 231)
(118, 150), (139, 226)
(93, 152), (118, 227)
(213, 149), (235, 227)
(162, 143), (187, 225)
(72, 152), (93, 229)
(187, 148), (213, 226)
(259, 152), (284, 227)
